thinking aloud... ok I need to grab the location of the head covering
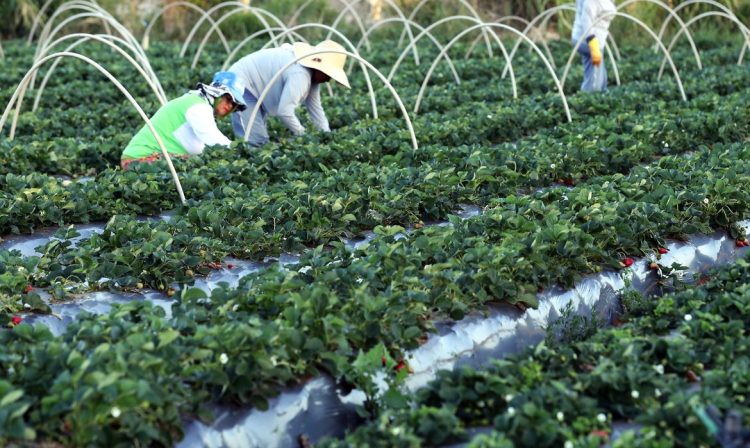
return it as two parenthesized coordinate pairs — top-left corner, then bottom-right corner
(208, 71), (248, 110)
(293, 40), (351, 89)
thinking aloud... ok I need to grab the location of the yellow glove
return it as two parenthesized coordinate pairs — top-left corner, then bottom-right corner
(588, 36), (602, 67)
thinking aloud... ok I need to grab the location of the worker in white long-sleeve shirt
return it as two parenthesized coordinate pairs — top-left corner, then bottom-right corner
(227, 40), (350, 147)
(121, 71), (246, 169)
(571, 0), (616, 92)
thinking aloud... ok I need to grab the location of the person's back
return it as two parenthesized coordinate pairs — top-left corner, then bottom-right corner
(228, 45), (310, 118)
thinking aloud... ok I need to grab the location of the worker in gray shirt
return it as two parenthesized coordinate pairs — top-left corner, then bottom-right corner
(227, 40), (351, 146)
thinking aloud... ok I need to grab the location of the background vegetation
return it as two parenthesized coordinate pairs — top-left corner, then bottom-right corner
(1, 0), (747, 42)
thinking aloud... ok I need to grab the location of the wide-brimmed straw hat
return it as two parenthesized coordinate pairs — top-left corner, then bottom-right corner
(293, 40), (351, 89)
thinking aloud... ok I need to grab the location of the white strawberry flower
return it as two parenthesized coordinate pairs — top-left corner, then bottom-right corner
(631, 390), (640, 399)
(507, 406), (515, 416)
(597, 413), (607, 423)
(684, 314), (693, 322)
(654, 364), (665, 375)
(557, 411), (565, 422)
(111, 407), (121, 418)
(219, 353), (229, 365)
(564, 442), (574, 448)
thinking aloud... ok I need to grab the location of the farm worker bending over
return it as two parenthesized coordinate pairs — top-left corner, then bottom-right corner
(571, 0), (616, 92)
(227, 40), (351, 147)
(120, 72), (247, 170)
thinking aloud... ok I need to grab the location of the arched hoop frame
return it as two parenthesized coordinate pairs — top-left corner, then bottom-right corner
(658, 11), (750, 79)
(464, 15), (531, 61)
(397, 0), (493, 58)
(617, 0), (702, 70)
(221, 27), (310, 71)
(31, 33), (168, 114)
(413, 23), (571, 123)
(386, 15), (516, 98)
(655, 0), (750, 62)
(560, 12), (687, 102)
(180, 2), (287, 58)
(35, 3), (132, 58)
(0, 52), (186, 204)
(243, 49), (419, 150)
(257, 24), (380, 118)
(328, 0), (419, 65)
(290, 0), (372, 51)
(353, 18), (460, 85)
(189, 6), (293, 68)
(32, 10), (165, 105)
(141, 1), (230, 53)
(28, 0), (107, 44)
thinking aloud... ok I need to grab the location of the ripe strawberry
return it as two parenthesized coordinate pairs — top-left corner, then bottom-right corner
(622, 257), (634, 267)
(658, 247), (668, 254)
(394, 360), (411, 374)
(10, 315), (22, 326)
(737, 240), (745, 248)
(23, 284), (33, 293)
(227, 263), (234, 270)
(590, 430), (610, 438)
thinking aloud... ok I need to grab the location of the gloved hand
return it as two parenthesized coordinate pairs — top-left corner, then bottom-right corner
(587, 36), (602, 66)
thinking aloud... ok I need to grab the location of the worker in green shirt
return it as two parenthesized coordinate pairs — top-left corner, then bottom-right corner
(121, 72), (247, 169)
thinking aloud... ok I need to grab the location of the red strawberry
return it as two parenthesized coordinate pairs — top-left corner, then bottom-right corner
(381, 356), (387, 367)
(10, 315), (22, 326)
(227, 263), (234, 270)
(737, 240), (745, 248)
(394, 360), (411, 374)
(590, 430), (610, 438)
(622, 258), (634, 267)
(658, 247), (669, 254)
(23, 285), (33, 293)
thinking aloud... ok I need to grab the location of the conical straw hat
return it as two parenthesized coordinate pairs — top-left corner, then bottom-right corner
(293, 40), (351, 89)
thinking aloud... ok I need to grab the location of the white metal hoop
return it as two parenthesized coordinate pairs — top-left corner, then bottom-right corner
(658, 11), (750, 79)
(31, 34), (167, 116)
(397, 0), (493, 59)
(242, 49), (419, 150)
(617, 0), (702, 70)
(180, 2), (285, 58)
(190, 6), (291, 69)
(353, 18), (460, 85)
(414, 23), (571, 123)
(329, 0), (418, 65)
(386, 15), (516, 97)
(141, 1), (230, 53)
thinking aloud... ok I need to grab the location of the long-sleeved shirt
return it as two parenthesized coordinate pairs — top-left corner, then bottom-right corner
(571, 0), (616, 48)
(122, 92), (231, 160)
(180, 99), (232, 154)
(228, 44), (330, 136)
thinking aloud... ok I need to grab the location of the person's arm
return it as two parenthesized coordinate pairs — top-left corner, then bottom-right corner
(276, 72), (309, 136)
(184, 102), (232, 154)
(305, 83), (330, 132)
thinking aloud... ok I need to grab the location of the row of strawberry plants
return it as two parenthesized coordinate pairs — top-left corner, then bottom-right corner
(1, 64), (747, 237)
(321, 255), (750, 447)
(1, 133), (749, 445)
(1, 85), (746, 311)
(0, 40), (741, 177)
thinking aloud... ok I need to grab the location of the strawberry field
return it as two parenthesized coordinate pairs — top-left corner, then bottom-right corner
(2, 1), (750, 446)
